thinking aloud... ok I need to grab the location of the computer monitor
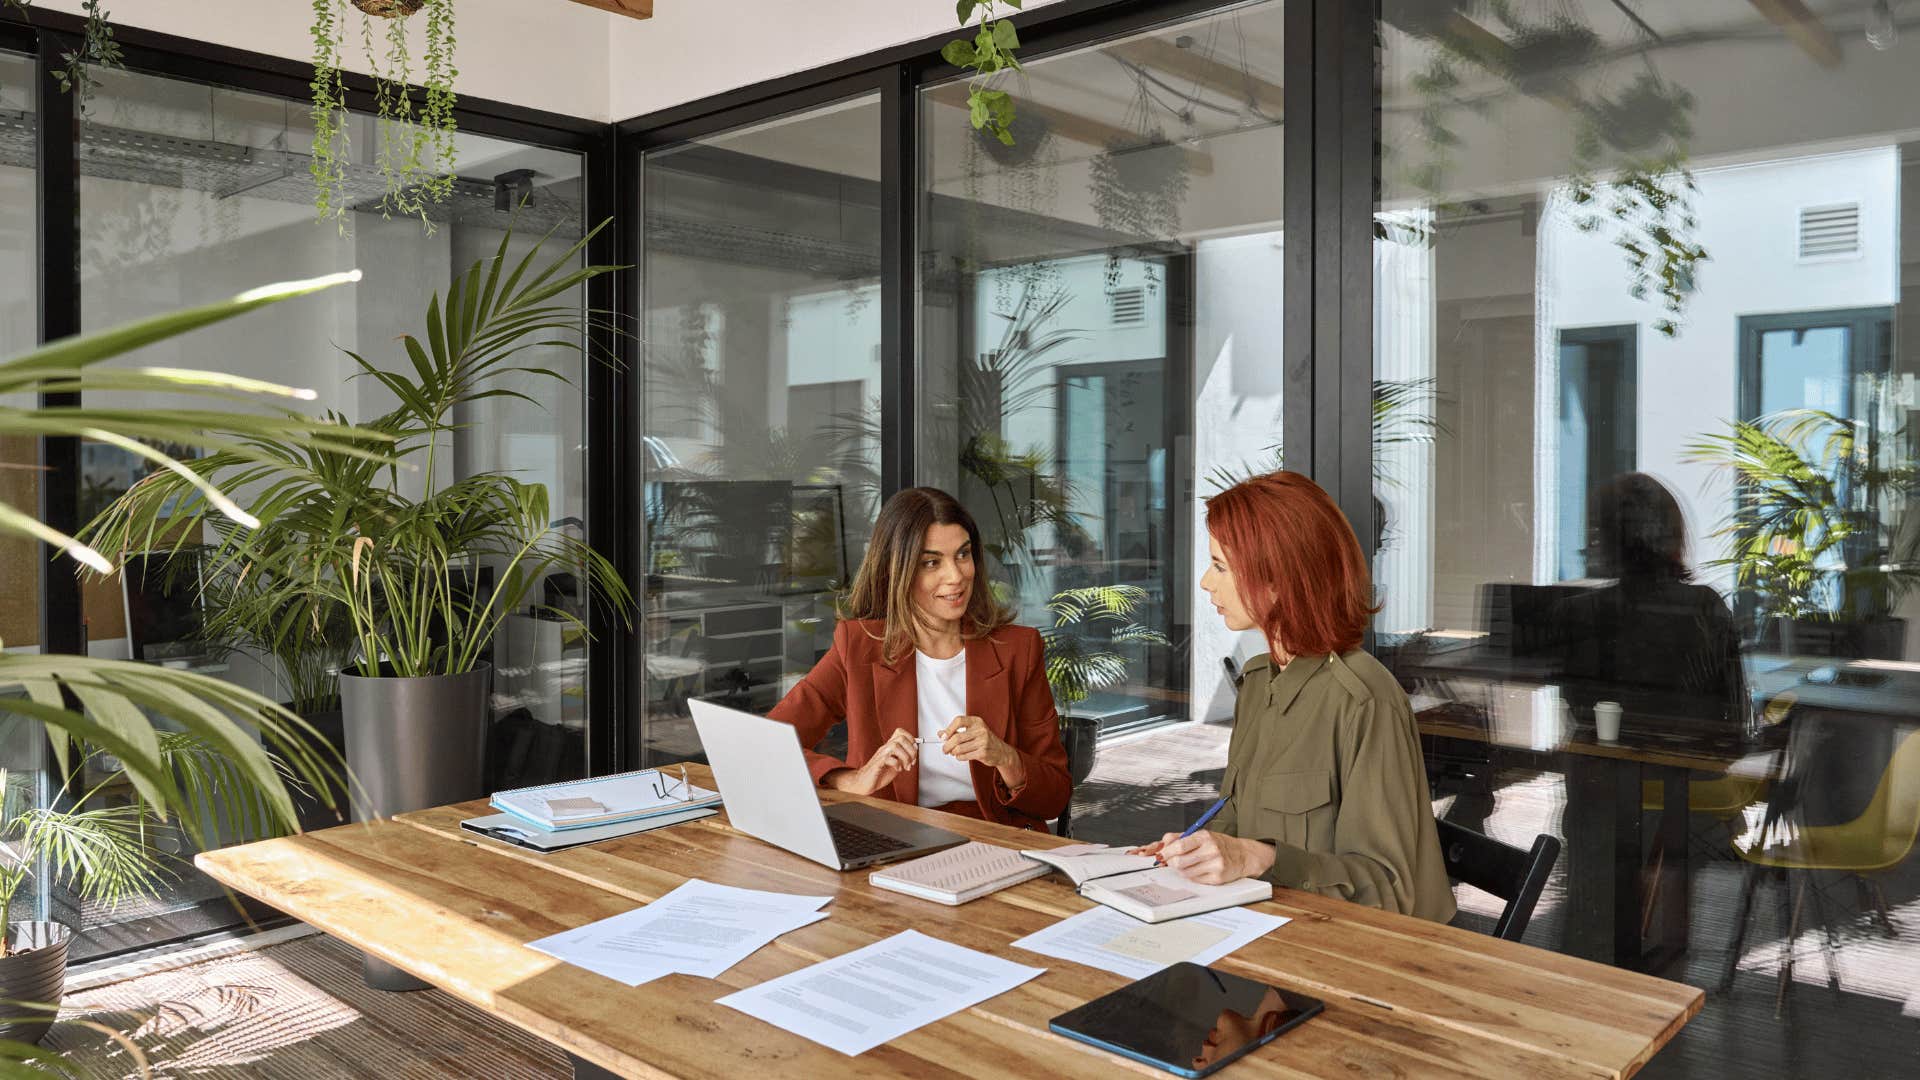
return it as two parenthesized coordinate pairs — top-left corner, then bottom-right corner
(121, 551), (210, 664)
(647, 480), (849, 591)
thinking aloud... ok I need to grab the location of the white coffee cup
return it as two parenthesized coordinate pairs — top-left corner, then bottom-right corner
(1594, 700), (1623, 743)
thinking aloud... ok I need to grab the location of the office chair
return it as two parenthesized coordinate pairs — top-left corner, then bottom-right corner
(1435, 818), (1561, 944)
(1721, 725), (1920, 1010)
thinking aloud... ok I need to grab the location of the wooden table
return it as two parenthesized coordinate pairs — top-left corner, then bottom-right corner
(197, 766), (1701, 1079)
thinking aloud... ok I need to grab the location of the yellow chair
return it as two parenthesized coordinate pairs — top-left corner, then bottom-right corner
(1720, 726), (1920, 1009)
(1643, 697), (1790, 859)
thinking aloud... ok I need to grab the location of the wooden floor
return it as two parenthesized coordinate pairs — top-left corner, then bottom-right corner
(46, 933), (568, 1079)
(38, 720), (1920, 1079)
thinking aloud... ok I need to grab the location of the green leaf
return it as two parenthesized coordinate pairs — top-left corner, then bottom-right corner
(956, 0), (978, 24)
(993, 19), (1019, 51)
(942, 39), (977, 67)
(6, 272), (361, 375)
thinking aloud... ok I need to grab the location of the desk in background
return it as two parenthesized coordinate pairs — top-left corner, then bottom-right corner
(198, 764), (1700, 1079)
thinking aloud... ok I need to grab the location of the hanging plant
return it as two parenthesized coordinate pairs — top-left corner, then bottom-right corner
(1567, 72), (1706, 338)
(310, 0), (458, 233)
(945, 0), (1023, 147)
(1392, 5), (1708, 338)
(979, 108), (1051, 168)
(2, 0), (123, 104)
(1501, 17), (1599, 98)
(1089, 135), (1190, 292)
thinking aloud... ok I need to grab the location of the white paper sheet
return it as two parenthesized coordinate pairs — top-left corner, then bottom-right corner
(527, 879), (832, 985)
(716, 930), (1044, 1056)
(1010, 905), (1289, 980)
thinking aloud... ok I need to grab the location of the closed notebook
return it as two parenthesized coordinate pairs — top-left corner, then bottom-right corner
(1022, 844), (1273, 924)
(460, 807), (718, 852)
(869, 841), (1051, 905)
(490, 769), (720, 831)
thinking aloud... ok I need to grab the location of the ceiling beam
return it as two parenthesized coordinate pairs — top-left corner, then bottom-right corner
(563, 0), (653, 18)
(1746, 0), (1841, 67)
(926, 85), (1214, 175)
(1108, 37), (1283, 115)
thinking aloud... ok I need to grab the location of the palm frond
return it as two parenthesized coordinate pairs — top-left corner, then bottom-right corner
(82, 223), (633, 685)
(17, 804), (176, 911)
(0, 658), (342, 846)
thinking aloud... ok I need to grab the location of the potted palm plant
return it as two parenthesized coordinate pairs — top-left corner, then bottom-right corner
(0, 734), (295, 1046)
(0, 267), (419, 1056)
(89, 225), (630, 807)
(1686, 398), (1920, 659)
(85, 227), (631, 990)
(2, 274), (363, 837)
(1042, 585), (1169, 785)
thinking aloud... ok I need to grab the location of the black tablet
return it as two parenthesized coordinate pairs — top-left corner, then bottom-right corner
(1050, 963), (1324, 1078)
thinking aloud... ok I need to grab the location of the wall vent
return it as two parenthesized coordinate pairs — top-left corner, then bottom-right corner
(1109, 286), (1146, 325)
(1799, 203), (1861, 260)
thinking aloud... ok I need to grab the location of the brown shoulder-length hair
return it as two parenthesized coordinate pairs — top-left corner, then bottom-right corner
(1206, 471), (1379, 658)
(842, 487), (1011, 662)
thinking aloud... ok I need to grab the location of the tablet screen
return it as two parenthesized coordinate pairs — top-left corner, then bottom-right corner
(1050, 963), (1324, 1077)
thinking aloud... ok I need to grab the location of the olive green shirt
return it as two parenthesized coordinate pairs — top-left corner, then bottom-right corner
(1214, 649), (1456, 923)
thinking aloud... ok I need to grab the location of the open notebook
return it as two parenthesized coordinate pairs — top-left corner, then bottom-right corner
(1022, 844), (1273, 924)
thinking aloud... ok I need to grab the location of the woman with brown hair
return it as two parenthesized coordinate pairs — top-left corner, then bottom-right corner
(767, 487), (1071, 830)
(1137, 471), (1455, 921)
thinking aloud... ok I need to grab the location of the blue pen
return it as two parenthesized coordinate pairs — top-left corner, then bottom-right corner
(1154, 795), (1229, 865)
(1179, 795), (1230, 840)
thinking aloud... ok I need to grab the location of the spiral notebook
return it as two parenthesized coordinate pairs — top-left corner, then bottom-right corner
(490, 768), (721, 831)
(868, 841), (1052, 905)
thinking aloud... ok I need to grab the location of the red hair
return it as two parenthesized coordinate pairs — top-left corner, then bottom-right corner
(1205, 471), (1378, 658)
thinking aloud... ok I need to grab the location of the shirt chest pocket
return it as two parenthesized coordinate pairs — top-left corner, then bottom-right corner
(1253, 770), (1334, 850)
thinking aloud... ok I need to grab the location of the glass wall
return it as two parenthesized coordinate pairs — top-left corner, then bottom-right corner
(71, 66), (589, 958)
(918, 1), (1284, 836)
(637, 95), (884, 764)
(0, 48), (48, 935)
(1377, 1), (1920, 1074)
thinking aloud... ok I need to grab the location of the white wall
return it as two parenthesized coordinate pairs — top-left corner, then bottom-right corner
(609, 0), (1067, 120)
(35, 0), (615, 121)
(1192, 231), (1286, 720)
(1540, 148), (1901, 596)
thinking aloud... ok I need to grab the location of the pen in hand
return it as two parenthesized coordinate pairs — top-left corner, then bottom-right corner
(1155, 794), (1230, 866)
(919, 724), (968, 746)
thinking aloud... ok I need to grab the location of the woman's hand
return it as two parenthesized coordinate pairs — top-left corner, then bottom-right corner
(941, 717), (1028, 790)
(824, 729), (918, 796)
(1147, 830), (1277, 885)
(939, 717), (1013, 768)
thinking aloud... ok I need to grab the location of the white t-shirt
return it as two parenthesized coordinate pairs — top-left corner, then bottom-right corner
(915, 650), (976, 808)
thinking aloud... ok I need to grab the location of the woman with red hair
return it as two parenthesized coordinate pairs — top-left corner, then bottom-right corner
(1137, 472), (1455, 921)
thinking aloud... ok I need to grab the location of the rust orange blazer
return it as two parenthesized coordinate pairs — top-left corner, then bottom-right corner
(768, 618), (1072, 830)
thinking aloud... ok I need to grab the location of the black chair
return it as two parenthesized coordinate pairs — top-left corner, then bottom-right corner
(1436, 818), (1560, 943)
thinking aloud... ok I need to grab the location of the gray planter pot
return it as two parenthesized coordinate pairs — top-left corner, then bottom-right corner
(339, 663), (491, 991)
(0, 922), (72, 1046)
(1063, 714), (1101, 786)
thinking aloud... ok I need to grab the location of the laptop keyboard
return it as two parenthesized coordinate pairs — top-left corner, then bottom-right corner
(828, 816), (913, 861)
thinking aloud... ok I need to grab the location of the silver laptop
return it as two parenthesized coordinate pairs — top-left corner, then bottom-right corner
(688, 699), (967, 870)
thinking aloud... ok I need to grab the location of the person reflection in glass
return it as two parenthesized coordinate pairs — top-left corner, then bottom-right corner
(1557, 472), (1747, 743)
